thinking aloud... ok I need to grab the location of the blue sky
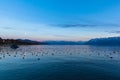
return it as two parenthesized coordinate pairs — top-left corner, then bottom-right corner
(0, 0), (120, 41)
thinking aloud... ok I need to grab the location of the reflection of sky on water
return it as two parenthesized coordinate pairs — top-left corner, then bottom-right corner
(0, 45), (120, 80)
(0, 45), (120, 61)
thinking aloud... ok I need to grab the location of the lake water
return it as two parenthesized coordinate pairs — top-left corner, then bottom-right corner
(0, 45), (120, 80)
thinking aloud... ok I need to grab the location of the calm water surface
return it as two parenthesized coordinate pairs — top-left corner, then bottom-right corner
(0, 45), (120, 80)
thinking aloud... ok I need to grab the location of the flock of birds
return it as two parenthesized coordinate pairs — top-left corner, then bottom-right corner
(0, 45), (120, 61)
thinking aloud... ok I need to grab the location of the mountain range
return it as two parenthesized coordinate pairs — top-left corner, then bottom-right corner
(0, 37), (120, 46)
(43, 37), (120, 46)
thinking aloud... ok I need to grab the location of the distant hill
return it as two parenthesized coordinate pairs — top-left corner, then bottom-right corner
(17, 39), (43, 45)
(43, 37), (120, 45)
(0, 37), (43, 45)
(0, 37), (120, 45)
(42, 41), (85, 45)
(86, 37), (120, 46)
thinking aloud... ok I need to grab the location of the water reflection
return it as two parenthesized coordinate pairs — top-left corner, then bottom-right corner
(0, 45), (120, 80)
(0, 45), (120, 60)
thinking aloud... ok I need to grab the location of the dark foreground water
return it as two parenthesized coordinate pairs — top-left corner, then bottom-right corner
(0, 45), (120, 80)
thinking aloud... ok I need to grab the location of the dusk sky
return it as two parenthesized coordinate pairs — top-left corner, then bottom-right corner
(0, 0), (120, 41)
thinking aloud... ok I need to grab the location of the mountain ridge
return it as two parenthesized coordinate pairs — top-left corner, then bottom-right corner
(0, 37), (120, 45)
